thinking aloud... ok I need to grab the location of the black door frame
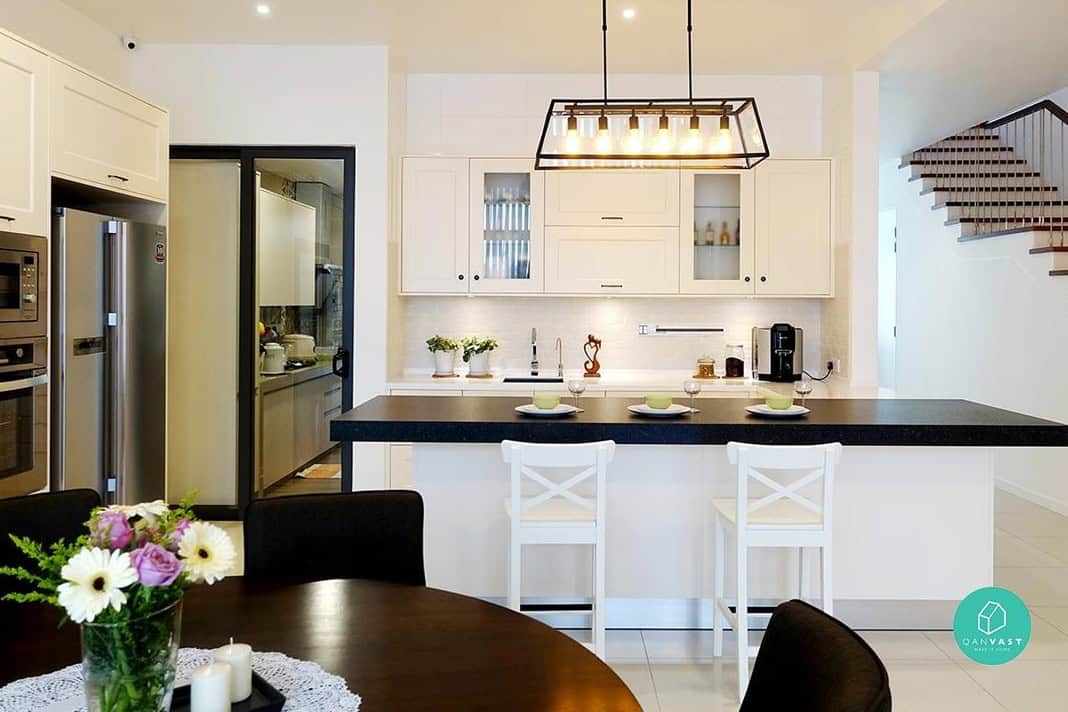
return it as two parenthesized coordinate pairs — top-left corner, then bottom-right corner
(170, 146), (356, 518)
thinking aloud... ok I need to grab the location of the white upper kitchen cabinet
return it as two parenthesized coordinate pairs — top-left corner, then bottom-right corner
(679, 170), (756, 295)
(0, 33), (49, 236)
(754, 159), (833, 297)
(469, 158), (544, 293)
(544, 226), (679, 294)
(545, 170), (679, 226)
(402, 157), (469, 293)
(49, 59), (169, 203)
(258, 187), (316, 306)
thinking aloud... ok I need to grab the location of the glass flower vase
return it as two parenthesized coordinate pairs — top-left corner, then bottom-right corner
(80, 598), (183, 712)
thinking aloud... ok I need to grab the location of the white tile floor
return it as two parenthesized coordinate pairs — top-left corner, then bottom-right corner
(595, 491), (1068, 711)
(214, 490), (1068, 710)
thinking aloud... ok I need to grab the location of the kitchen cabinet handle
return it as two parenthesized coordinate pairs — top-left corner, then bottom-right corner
(107, 174), (129, 182)
(0, 215), (14, 222)
(600, 283), (624, 288)
(457, 274), (465, 280)
(760, 276), (767, 282)
(600, 216), (624, 221)
(324, 386), (342, 396)
(744, 276), (751, 282)
(473, 274), (480, 281)
(324, 406), (343, 416)
(0, 374), (48, 394)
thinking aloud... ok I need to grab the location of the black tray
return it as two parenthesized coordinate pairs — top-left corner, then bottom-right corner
(171, 671), (285, 711)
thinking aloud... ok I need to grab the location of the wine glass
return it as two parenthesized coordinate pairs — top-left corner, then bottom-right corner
(567, 379), (587, 408)
(794, 374), (814, 407)
(682, 379), (702, 412)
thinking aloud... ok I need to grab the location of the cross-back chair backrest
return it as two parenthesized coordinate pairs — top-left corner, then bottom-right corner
(501, 440), (616, 522)
(726, 442), (842, 529)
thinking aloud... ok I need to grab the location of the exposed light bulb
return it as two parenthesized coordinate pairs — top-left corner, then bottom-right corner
(689, 114), (701, 135)
(566, 113), (578, 137)
(658, 113), (670, 135)
(719, 114), (730, 137)
(714, 131), (732, 154)
(595, 132), (612, 154)
(629, 114), (640, 135)
(597, 113), (609, 135)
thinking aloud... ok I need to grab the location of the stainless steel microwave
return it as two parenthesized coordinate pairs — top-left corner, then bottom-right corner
(0, 232), (46, 339)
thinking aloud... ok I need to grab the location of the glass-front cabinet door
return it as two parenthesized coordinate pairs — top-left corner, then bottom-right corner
(679, 170), (755, 294)
(469, 158), (544, 293)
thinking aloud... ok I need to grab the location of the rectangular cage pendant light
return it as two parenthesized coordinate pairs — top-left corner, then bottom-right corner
(534, 0), (770, 170)
(534, 98), (769, 170)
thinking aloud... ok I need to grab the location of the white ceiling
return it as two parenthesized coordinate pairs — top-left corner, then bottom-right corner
(62, 0), (945, 74)
(257, 158), (344, 193)
(877, 0), (1068, 157)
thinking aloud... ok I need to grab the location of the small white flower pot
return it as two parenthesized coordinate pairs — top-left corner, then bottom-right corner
(467, 351), (491, 376)
(433, 349), (457, 376)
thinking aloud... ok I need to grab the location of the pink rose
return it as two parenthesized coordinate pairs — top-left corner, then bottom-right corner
(130, 543), (183, 587)
(92, 511), (133, 550)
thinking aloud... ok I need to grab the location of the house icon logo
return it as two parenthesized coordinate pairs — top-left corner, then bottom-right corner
(977, 601), (1007, 636)
(954, 587), (1031, 665)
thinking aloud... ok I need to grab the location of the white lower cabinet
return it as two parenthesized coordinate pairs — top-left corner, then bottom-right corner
(261, 374), (341, 488)
(545, 226), (679, 294)
(49, 59), (169, 202)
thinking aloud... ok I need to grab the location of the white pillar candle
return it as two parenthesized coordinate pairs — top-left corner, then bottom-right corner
(213, 640), (253, 702)
(190, 662), (231, 712)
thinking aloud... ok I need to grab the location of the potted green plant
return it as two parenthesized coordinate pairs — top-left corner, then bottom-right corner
(462, 337), (499, 377)
(426, 335), (459, 376)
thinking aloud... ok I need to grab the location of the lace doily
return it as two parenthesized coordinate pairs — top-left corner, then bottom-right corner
(0, 648), (361, 712)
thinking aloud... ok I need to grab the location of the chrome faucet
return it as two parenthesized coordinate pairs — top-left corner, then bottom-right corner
(555, 337), (563, 377)
(530, 328), (539, 376)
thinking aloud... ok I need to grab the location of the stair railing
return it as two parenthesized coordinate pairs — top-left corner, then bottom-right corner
(926, 99), (1068, 245)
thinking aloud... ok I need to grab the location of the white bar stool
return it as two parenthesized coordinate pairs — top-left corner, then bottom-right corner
(502, 439), (615, 659)
(713, 441), (842, 701)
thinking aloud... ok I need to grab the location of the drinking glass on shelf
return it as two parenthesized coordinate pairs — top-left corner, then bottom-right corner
(567, 379), (587, 407)
(682, 379), (702, 412)
(794, 374), (814, 407)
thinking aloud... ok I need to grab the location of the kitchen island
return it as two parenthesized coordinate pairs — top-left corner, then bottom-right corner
(332, 396), (1068, 628)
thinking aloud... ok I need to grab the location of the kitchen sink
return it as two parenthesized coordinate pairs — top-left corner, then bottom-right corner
(502, 377), (565, 383)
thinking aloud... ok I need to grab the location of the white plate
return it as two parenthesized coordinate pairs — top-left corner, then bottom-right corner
(627, 403), (694, 418)
(515, 403), (582, 418)
(745, 404), (811, 418)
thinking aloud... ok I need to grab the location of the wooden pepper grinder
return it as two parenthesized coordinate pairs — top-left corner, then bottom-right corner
(583, 334), (602, 378)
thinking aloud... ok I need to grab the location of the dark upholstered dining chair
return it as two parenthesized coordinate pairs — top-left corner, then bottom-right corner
(0, 489), (102, 567)
(243, 491), (426, 585)
(741, 599), (891, 712)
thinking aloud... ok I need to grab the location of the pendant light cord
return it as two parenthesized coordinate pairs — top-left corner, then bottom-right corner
(601, 0), (608, 106)
(687, 0), (694, 104)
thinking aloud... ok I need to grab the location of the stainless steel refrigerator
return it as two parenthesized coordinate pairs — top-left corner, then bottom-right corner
(51, 208), (166, 504)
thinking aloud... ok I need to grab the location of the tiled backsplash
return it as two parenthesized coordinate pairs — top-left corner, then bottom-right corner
(398, 297), (823, 375)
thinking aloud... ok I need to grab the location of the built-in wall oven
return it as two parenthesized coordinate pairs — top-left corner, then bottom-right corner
(0, 232), (46, 339)
(0, 337), (48, 497)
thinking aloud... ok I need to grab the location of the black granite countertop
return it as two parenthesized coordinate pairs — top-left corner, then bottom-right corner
(330, 396), (1068, 447)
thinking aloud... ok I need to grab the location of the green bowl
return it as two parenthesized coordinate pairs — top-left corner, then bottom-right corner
(764, 393), (794, 410)
(644, 393), (673, 409)
(533, 394), (561, 410)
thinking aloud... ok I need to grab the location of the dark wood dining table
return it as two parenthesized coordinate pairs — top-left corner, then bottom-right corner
(0, 577), (640, 711)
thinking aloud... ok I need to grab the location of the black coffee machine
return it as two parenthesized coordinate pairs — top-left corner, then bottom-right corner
(752, 323), (803, 382)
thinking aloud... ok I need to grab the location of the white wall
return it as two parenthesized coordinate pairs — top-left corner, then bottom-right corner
(395, 72), (829, 375)
(128, 44), (390, 408)
(0, 0), (129, 82)
(820, 70), (880, 386)
(887, 162), (1068, 511)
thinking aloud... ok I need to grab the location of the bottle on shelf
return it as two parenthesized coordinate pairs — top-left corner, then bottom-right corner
(703, 221), (715, 246)
(694, 221), (700, 246)
(719, 221), (731, 246)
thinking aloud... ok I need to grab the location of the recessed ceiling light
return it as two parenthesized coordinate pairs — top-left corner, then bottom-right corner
(255, 4), (271, 15)
(622, 7), (636, 20)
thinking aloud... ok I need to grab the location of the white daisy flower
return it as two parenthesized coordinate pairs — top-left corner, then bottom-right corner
(106, 499), (169, 524)
(178, 522), (235, 584)
(57, 548), (138, 623)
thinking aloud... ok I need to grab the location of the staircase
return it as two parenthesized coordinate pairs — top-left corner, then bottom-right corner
(902, 100), (1068, 277)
